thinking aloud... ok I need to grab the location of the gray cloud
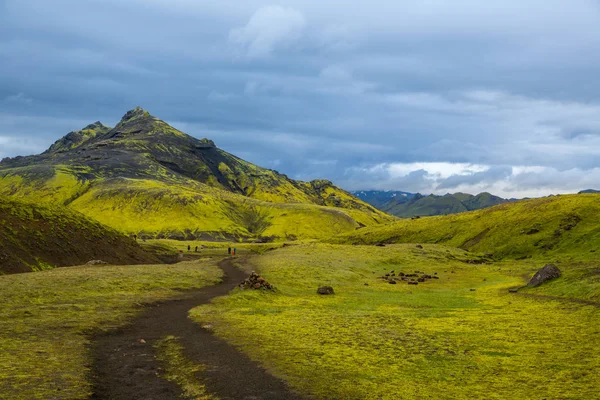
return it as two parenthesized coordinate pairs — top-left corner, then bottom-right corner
(436, 166), (513, 190)
(1, 0), (600, 197)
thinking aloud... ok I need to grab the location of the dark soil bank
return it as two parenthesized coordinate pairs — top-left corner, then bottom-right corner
(91, 258), (304, 400)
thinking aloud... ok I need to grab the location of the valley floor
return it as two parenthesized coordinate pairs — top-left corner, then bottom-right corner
(194, 243), (600, 400)
(0, 260), (222, 399)
(1, 242), (599, 399)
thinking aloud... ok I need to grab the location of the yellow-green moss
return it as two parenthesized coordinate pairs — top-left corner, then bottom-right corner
(0, 260), (222, 399)
(154, 336), (217, 400)
(333, 194), (600, 260)
(192, 244), (600, 400)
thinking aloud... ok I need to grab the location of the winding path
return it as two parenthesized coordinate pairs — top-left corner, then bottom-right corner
(91, 258), (304, 400)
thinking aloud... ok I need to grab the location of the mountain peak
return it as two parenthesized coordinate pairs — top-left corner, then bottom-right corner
(83, 121), (110, 131)
(120, 106), (152, 123)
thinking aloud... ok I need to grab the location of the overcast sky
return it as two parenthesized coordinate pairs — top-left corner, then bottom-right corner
(2, 0), (600, 197)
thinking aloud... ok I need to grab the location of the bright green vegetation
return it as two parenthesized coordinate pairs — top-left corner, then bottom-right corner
(0, 260), (222, 400)
(59, 178), (384, 241)
(0, 107), (391, 241)
(155, 336), (216, 400)
(0, 196), (156, 274)
(333, 194), (600, 260)
(192, 244), (600, 399)
(515, 259), (600, 302)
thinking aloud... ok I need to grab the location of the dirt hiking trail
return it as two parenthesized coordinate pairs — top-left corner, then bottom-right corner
(91, 258), (305, 400)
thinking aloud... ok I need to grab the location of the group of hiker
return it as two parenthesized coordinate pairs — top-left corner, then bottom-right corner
(185, 244), (237, 255)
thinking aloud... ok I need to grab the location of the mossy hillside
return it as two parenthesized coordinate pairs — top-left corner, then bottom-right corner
(511, 259), (600, 302)
(333, 194), (600, 260)
(0, 259), (222, 400)
(59, 178), (383, 240)
(0, 196), (157, 274)
(0, 165), (91, 205)
(192, 244), (600, 400)
(0, 108), (388, 233)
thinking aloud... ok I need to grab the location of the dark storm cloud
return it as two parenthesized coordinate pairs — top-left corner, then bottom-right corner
(2, 0), (600, 196)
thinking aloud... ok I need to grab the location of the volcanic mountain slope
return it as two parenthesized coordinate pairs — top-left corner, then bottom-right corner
(0, 197), (157, 274)
(333, 193), (600, 259)
(0, 108), (390, 240)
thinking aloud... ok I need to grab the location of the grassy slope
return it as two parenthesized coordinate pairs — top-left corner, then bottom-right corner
(0, 259), (222, 400)
(0, 166), (389, 242)
(192, 244), (600, 400)
(0, 196), (157, 274)
(333, 194), (600, 260)
(58, 178), (387, 240)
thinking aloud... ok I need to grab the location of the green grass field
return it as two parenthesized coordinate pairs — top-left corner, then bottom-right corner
(332, 194), (600, 260)
(192, 244), (600, 400)
(0, 260), (222, 400)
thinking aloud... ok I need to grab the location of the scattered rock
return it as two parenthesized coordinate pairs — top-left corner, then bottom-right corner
(87, 260), (108, 265)
(527, 264), (561, 287)
(139, 339), (146, 344)
(377, 269), (442, 286)
(470, 289), (476, 291)
(239, 272), (275, 291)
(364, 283), (369, 286)
(375, 243), (386, 247)
(523, 226), (541, 235)
(416, 244), (423, 249)
(317, 286), (335, 295)
(508, 288), (519, 293)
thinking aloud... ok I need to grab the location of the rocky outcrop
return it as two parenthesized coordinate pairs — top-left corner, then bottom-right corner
(317, 286), (335, 295)
(528, 264), (561, 287)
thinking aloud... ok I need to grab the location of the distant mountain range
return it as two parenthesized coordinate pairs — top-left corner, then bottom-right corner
(353, 190), (511, 218)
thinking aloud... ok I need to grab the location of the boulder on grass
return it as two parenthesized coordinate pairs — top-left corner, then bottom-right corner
(527, 264), (561, 287)
(317, 286), (335, 295)
(87, 260), (108, 265)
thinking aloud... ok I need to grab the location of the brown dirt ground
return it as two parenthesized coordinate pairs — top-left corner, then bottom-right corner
(90, 257), (305, 400)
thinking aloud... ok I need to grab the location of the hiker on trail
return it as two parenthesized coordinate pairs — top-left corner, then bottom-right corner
(233, 247), (237, 256)
(187, 245), (191, 251)
(195, 246), (198, 252)
(228, 247), (231, 255)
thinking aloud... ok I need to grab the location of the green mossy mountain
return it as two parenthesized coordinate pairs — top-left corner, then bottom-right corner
(380, 191), (509, 217)
(0, 107), (390, 240)
(0, 197), (157, 274)
(332, 193), (600, 260)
